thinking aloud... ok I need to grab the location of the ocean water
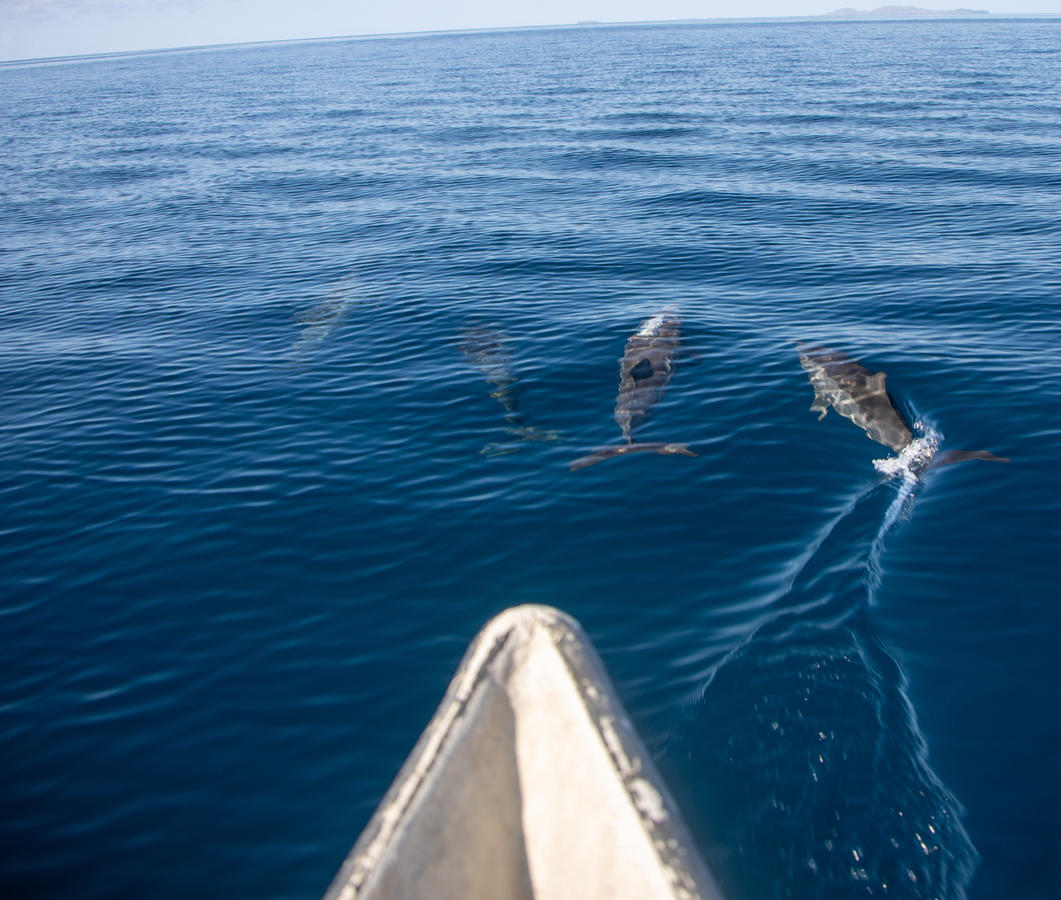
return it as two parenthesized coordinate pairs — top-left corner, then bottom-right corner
(2, 18), (1060, 899)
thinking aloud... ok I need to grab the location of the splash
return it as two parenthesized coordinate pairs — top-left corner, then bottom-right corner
(866, 423), (941, 596)
(872, 422), (941, 479)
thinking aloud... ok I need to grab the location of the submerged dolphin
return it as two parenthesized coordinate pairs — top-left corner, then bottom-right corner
(287, 274), (367, 364)
(797, 342), (1008, 469)
(460, 326), (559, 456)
(571, 312), (696, 470)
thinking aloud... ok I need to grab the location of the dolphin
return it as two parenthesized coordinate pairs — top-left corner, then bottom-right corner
(571, 312), (696, 470)
(796, 342), (1008, 470)
(287, 275), (367, 364)
(287, 296), (352, 365)
(460, 326), (559, 456)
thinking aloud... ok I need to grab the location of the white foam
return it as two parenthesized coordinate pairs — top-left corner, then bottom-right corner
(637, 314), (665, 337)
(872, 423), (941, 480)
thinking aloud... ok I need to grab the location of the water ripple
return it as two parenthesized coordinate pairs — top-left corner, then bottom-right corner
(2, 18), (1059, 900)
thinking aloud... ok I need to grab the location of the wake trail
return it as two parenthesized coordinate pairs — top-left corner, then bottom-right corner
(678, 427), (978, 899)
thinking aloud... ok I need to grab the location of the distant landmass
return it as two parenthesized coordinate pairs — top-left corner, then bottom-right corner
(823, 6), (991, 16)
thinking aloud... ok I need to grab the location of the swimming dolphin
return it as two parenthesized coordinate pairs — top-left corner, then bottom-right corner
(460, 326), (559, 456)
(797, 342), (1008, 469)
(571, 312), (696, 470)
(287, 275), (367, 364)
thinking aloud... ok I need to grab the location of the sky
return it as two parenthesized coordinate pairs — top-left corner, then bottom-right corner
(0, 0), (1056, 62)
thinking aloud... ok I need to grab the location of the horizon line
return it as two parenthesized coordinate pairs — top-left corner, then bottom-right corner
(3, 10), (1056, 68)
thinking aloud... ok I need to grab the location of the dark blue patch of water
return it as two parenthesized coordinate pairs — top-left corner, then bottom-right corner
(2, 19), (1060, 900)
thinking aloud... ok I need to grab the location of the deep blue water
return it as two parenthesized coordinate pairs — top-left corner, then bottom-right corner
(2, 18), (1060, 899)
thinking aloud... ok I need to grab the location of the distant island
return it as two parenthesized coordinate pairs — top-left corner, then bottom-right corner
(823, 6), (991, 16)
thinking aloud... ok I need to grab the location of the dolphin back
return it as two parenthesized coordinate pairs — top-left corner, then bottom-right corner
(797, 343), (914, 453)
(570, 442), (696, 471)
(614, 314), (683, 441)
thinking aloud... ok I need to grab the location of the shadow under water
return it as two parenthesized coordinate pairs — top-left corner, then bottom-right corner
(678, 478), (979, 899)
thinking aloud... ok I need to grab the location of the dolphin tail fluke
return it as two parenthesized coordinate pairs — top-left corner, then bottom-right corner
(480, 426), (561, 457)
(932, 449), (1011, 469)
(570, 442), (696, 471)
(481, 441), (524, 457)
(505, 425), (561, 443)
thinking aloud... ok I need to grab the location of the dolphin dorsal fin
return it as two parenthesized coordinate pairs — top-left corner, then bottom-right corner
(867, 372), (887, 394)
